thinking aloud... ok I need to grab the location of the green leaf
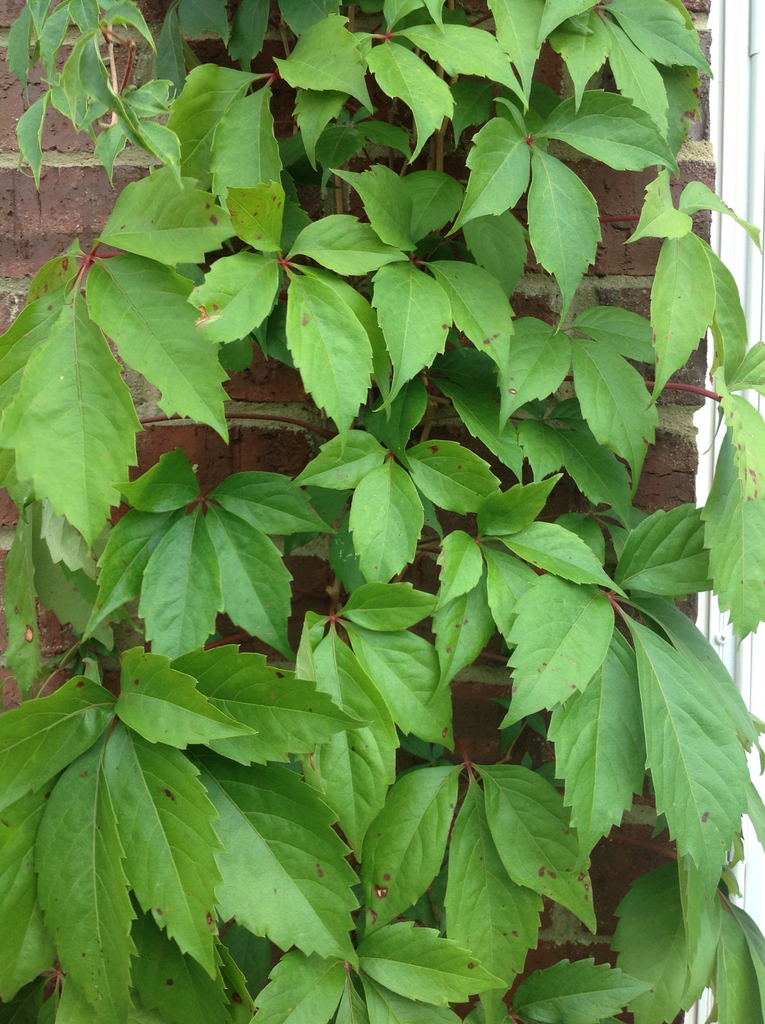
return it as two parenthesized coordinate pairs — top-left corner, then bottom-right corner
(608, 0), (712, 74)
(166, 64), (256, 182)
(514, 958), (649, 1024)
(503, 317), (572, 420)
(479, 764), (596, 932)
(483, 546), (537, 636)
(528, 148), (601, 319)
(0, 298), (139, 546)
(0, 787), (56, 999)
(727, 904), (765, 1020)
(358, 922), (504, 1006)
(406, 440), (499, 514)
(403, 172), (463, 242)
(130, 912), (227, 1024)
(462, 211), (526, 300)
(253, 951), (345, 1024)
(275, 15), (371, 108)
(613, 864), (691, 1024)
(189, 252), (279, 344)
(341, 582), (436, 630)
(571, 338), (657, 481)
(115, 646), (248, 747)
(289, 215), (407, 275)
(505, 577), (613, 724)
(573, 305), (655, 363)
(538, 0), (599, 39)
(210, 86), (282, 197)
(373, 263), (451, 404)
(435, 373), (524, 477)
(433, 574), (495, 686)
(350, 460), (423, 583)
(716, 905), (765, 1024)
(400, 23), (522, 97)
(0, 674), (115, 811)
(280, 0), (341, 33)
(452, 118), (531, 232)
(540, 91), (675, 172)
(429, 261), (514, 381)
(502, 521), (614, 588)
(445, 778), (542, 987)
(451, 79), (494, 145)
(17, 93), (49, 189)
(229, 0), (269, 66)
(37, 736), (135, 1024)
(633, 595), (758, 749)
(627, 617), (749, 894)
(337, 979), (371, 1024)
(98, 168), (233, 263)
(679, 180), (761, 249)
(362, 978), (461, 1024)
(178, 0), (228, 39)
(651, 231), (716, 400)
(347, 625), (452, 744)
(436, 530), (484, 606)
(120, 448), (199, 512)
(286, 271), (373, 435)
(518, 420), (564, 480)
(549, 11), (610, 109)
(199, 754), (358, 961)
(549, 632), (646, 854)
(205, 505), (293, 658)
(210, 471), (331, 535)
(296, 432), (388, 489)
(478, 478), (561, 538)
(489, 0), (544, 100)
(304, 629), (397, 851)
(86, 509), (180, 637)
(368, 42), (453, 161)
(88, 254), (229, 436)
(226, 182), (285, 252)
(719, 376), (765, 503)
(295, 89), (346, 168)
(104, 724), (223, 974)
(559, 431), (633, 526)
(601, 22), (668, 134)
(137, 507), (223, 658)
(628, 169), (691, 243)
(334, 166), (416, 251)
(703, 430), (765, 638)
(172, 645), (359, 764)
(362, 765), (460, 930)
(708, 247), (750, 381)
(3, 509), (41, 695)
(616, 504), (711, 594)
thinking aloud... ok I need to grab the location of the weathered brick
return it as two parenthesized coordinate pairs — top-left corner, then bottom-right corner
(0, 164), (147, 277)
(225, 346), (307, 404)
(0, 488), (19, 526)
(0, 287), (25, 333)
(634, 431), (698, 511)
(0, 47), (90, 153)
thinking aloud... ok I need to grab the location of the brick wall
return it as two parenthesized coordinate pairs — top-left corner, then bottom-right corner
(0, 2), (712, 1017)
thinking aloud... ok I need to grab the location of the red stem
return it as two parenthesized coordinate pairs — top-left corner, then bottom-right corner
(138, 412), (335, 439)
(599, 214), (641, 224)
(563, 374), (721, 403)
(608, 832), (677, 860)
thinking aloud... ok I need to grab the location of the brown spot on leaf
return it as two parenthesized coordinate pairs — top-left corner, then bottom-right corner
(76, 680), (84, 688)
(302, 314), (310, 326)
(429, 445), (439, 453)
(25, 626), (34, 642)
(166, 979), (174, 986)
(701, 811), (710, 822)
(162, 788), (175, 801)
(210, 215), (219, 225)
(232, 992), (243, 1004)
(316, 863), (324, 877)
(468, 963), (475, 969)
(1, 820), (9, 827)
(156, 908), (163, 915)
(442, 728), (448, 738)
(383, 873), (391, 881)
(375, 885), (389, 898)
(80, 771), (89, 778)
(206, 912), (214, 925)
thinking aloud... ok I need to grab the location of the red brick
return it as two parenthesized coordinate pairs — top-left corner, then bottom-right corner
(0, 165), (147, 277)
(0, 47), (91, 153)
(0, 488), (19, 526)
(634, 431), (698, 511)
(225, 345), (307, 404)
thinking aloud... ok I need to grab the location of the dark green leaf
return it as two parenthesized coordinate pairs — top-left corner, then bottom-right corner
(402, 172), (463, 242)
(433, 573), (495, 686)
(3, 509), (41, 695)
(362, 765), (460, 930)
(229, 0), (269, 66)
(453, 118), (531, 231)
(120, 447), (199, 512)
(199, 755), (358, 961)
(279, 0), (341, 33)
(518, 420), (564, 481)
(480, 764), (596, 932)
(104, 724), (223, 974)
(211, 471), (331, 535)
(401, 23), (523, 98)
(178, 0), (228, 38)
(573, 305), (655, 363)
(462, 211), (527, 299)
(559, 431), (632, 526)
(363, 978), (461, 1024)
(366, 379), (428, 454)
(435, 374), (524, 477)
(451, 79), (494, 144)
(549, 632), (646, 854)
(295, 89), (346, 168)
(295, 432), (388, 490)
(37, 736), (135, 1024)
(334, 165), (416, 250)
(483, 546), (537, 637)
(716, 905), (765, 1024)
(0, 676), (115, 811)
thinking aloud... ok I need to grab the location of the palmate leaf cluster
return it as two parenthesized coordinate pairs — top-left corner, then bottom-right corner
(2, 0), (765, 1022)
